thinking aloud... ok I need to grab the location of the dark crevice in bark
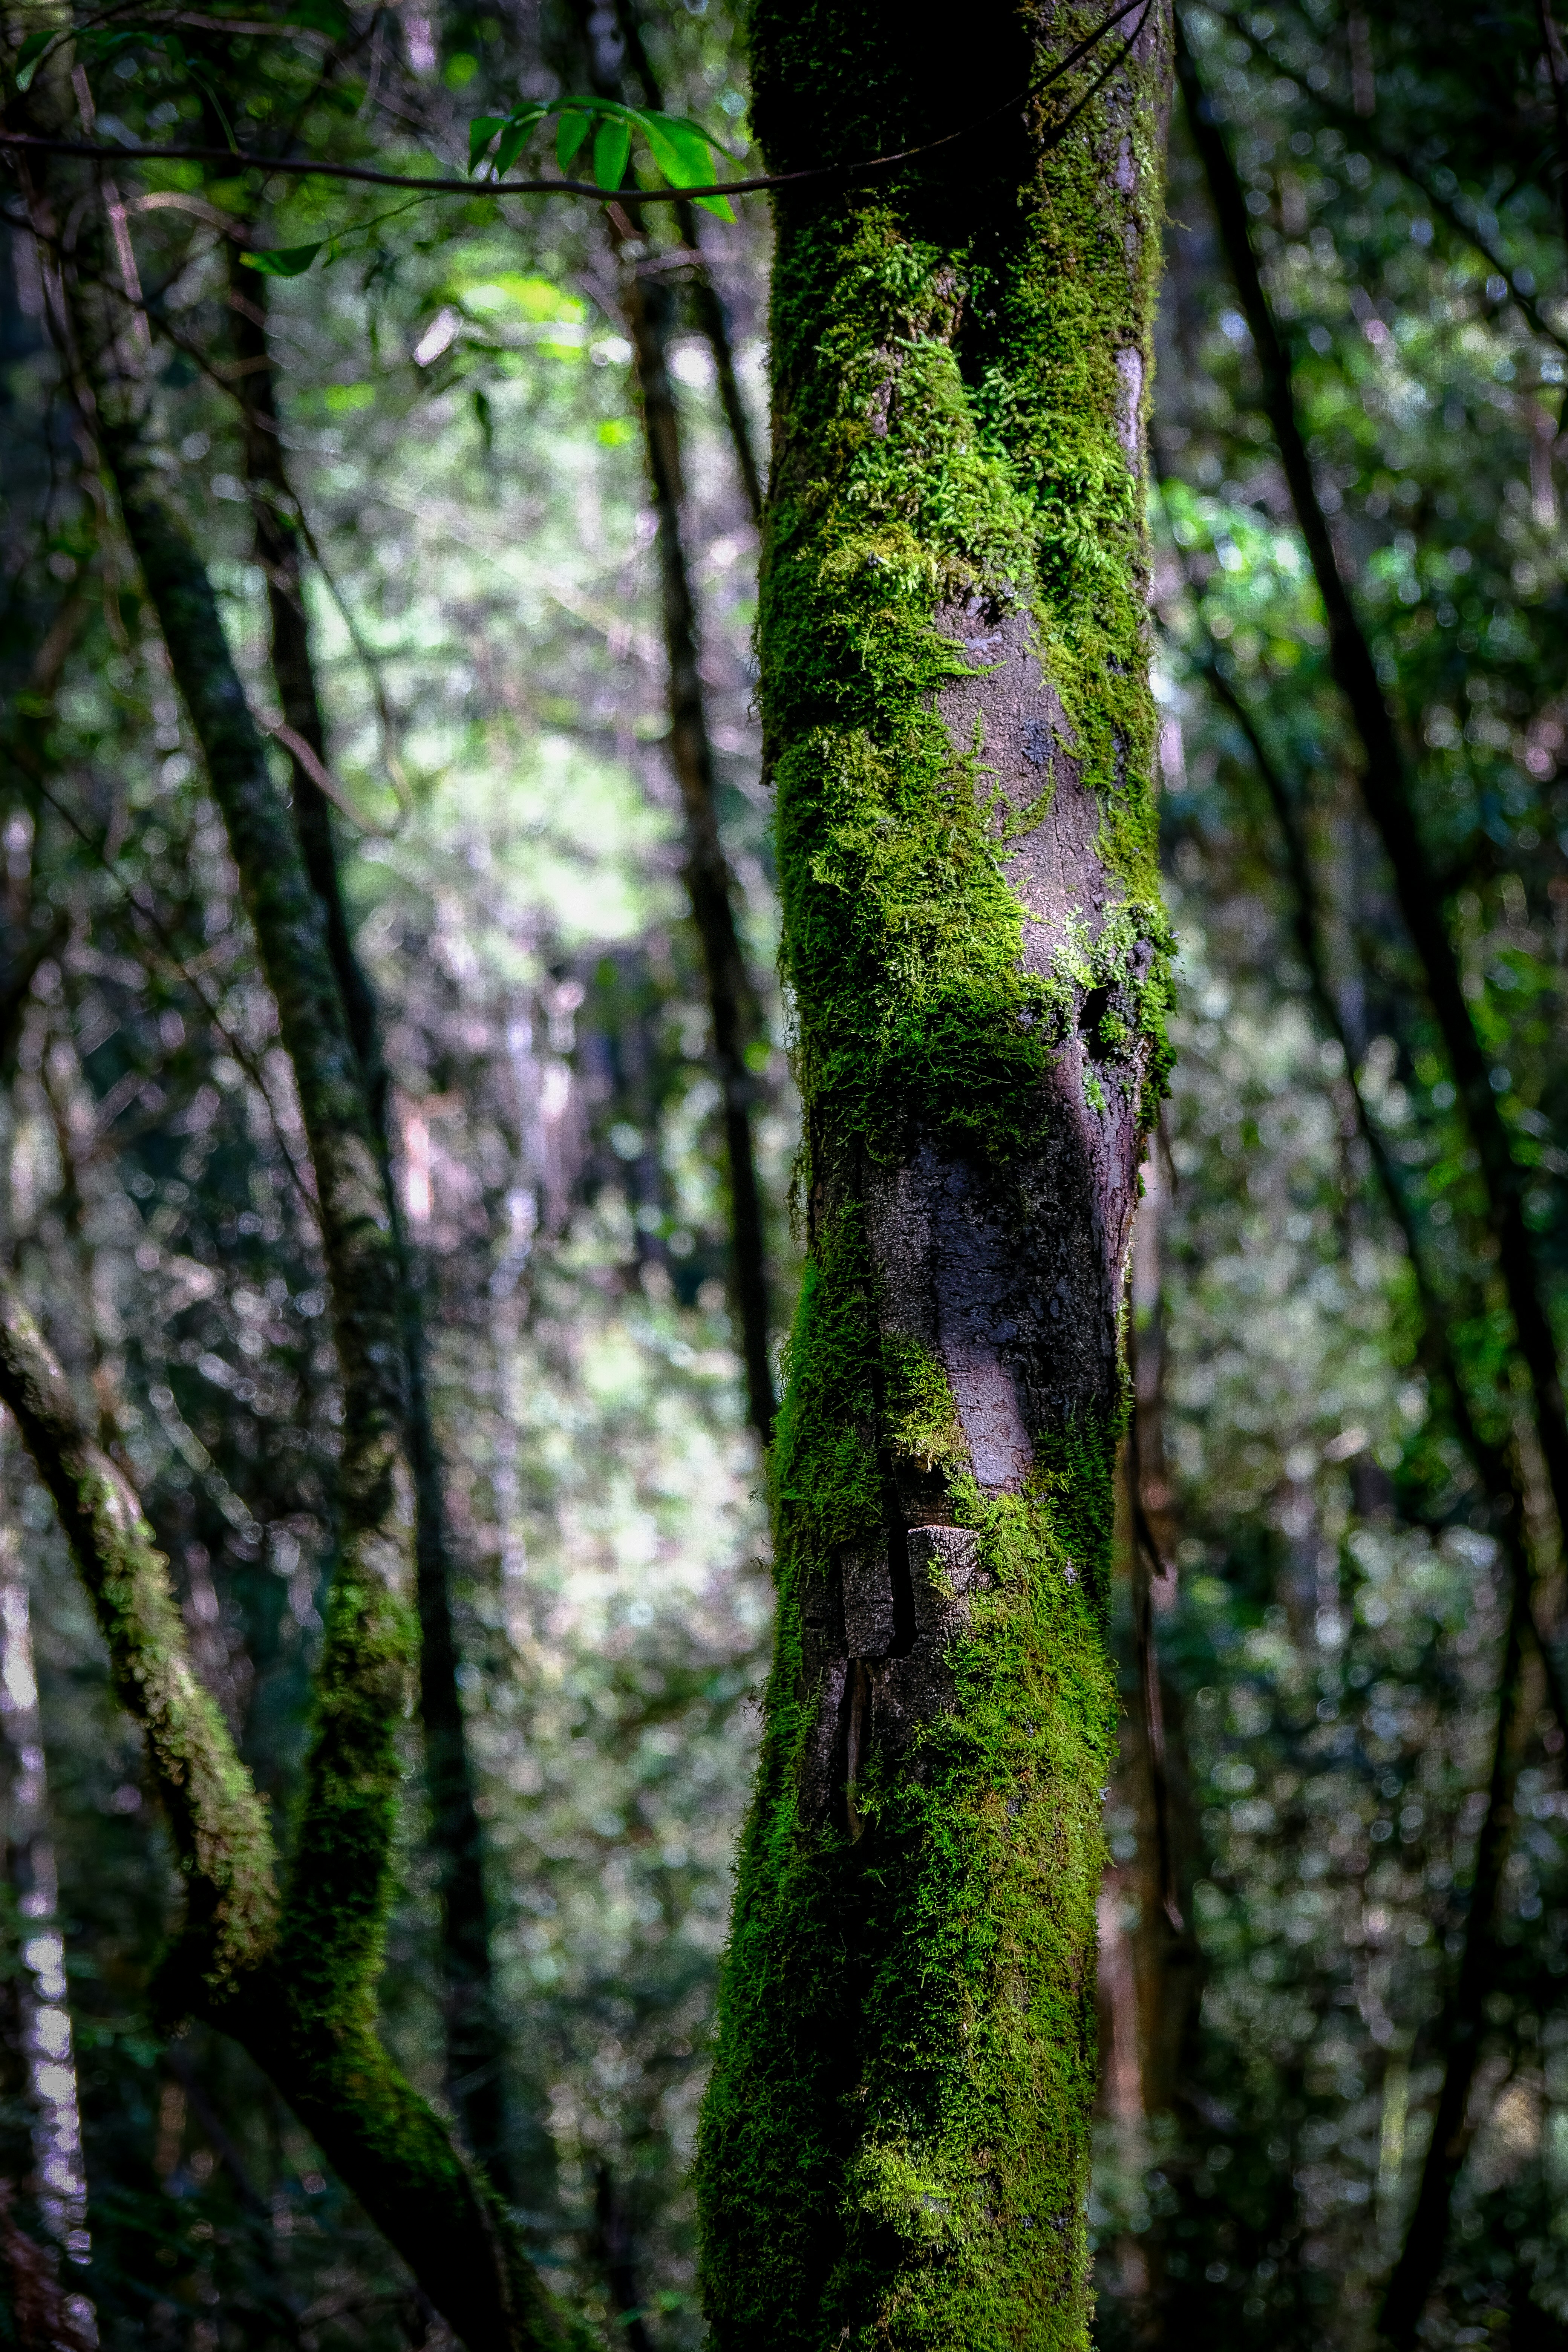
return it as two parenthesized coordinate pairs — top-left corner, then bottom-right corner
(1178, 13), (1568, 1581)
(225, 250), (522, 2205)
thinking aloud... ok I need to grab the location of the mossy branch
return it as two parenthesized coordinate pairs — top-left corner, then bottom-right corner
(0, 1280), (279, 1996)
(94, 390), (421, 2025)
(0, 1281), (586, 2350)
(226, 241), (521, 2200)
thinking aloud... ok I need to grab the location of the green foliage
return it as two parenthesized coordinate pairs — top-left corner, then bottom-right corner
(469, 95), (738, 219)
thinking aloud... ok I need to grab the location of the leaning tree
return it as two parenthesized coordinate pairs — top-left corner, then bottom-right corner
(695, 2), (1174, 2343)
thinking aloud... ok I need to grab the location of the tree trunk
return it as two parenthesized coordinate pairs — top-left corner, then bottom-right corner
(608, 0), (765, 525)
(618, 258), (776, 1441)
(695, 6), (1174, 2343)
(568, 0), (778, 1440)
(1176, 16), (1568, 1583)
(0, 1285), (583, 2352)
(1381, 1573), (1527, 2345)
(1174, 534), (1559, 2346)
(226, 247), (522, 2207)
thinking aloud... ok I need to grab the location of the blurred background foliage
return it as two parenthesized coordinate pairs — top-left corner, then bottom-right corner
(2, 0), (1568, 2345)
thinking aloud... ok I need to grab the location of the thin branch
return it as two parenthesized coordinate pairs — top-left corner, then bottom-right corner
(0, 0), (1155, 210)
(4, 743), (318, 1221)
(1178, 7), (1568, 1625)
(1213, 7), (1568, 364)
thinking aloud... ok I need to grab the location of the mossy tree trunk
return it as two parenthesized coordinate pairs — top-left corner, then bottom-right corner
(695, 6), (1174, 2346)
(9, 104), (583, 2352)
(227, 246), (525, 2208)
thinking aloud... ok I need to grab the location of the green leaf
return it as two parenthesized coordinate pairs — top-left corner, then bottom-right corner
(639, 114), (734, 220)
(593, 114), (631, 191)
(556, 109), (591, 170)
(638, 114), (709, 188)
(494, 107), (545, 177)
(15, 29), (55, 92)
(241, 242), (325, 278)
(468, 115), (505, 172)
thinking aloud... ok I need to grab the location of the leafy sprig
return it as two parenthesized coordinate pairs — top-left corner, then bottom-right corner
(467, 95), (736, 221)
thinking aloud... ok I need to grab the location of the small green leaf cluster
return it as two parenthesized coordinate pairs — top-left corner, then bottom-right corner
(468, 95), (736, 220)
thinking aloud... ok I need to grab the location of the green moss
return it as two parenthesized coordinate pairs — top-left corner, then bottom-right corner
(701, 1389), (1124, 2346)
(760, 140), (1174, 1173)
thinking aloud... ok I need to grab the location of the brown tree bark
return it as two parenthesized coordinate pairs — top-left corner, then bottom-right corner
(617, 256), (776, 1441)
(607, 0), (765, 524)
(567, 0), (777, 1441)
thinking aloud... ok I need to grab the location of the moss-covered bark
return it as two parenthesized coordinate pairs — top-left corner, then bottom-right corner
(228, 246), (525, 2206)
(0, 1284), (278, 1997)
(695, 7), (1174, 2344)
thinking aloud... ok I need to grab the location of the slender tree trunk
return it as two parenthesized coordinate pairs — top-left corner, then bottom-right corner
(565, 0), (775, 1438)
(695, 8), (1174, 2343)
(1191, 646), (1561, 1673)
(1176, 15), (1568, 1576)
(1537, 1), (1568, 264)
(618, 259), (776, 1441)
(0, 1503), (94, 2306)
(1381, 1573), (1527, 2344)
(607, 0), (765, 524)
(225, 248), (521, 2205)
(1180, 648), (1557, 2342)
